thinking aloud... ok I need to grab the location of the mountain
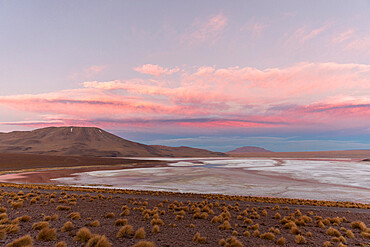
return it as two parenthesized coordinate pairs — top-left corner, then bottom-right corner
(226, 146), (272, 154)
(0, 127), (225, 157)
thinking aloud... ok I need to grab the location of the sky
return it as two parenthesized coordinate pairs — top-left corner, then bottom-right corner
(0, 0), (370, 152)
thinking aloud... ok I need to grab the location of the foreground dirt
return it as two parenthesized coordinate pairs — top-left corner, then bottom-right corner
(0, 184), (369, 247)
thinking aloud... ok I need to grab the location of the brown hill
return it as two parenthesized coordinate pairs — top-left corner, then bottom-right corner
(0, 127), (225, 157)
(227, 146), (272, 154)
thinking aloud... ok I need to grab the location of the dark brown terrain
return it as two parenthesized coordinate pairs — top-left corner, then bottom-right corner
(0, 127), (225, 157)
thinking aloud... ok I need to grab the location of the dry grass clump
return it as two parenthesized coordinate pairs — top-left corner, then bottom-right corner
(323, 241), (331, 247)
(61, 221), (74, 232)
(294, 234), (306, 244)
(32, 221), (49, 230)
(218, 236), (243, 247)
(317, 221), (325, 228)
(189, 223), (196, 228)
(345, 229), (354, 238)
(67, 212), (81, 220)
(134, 227), (146, 239)
(6, 234), (32, 247)
(115, 218), (127, 226)
(105, 213), (115, 219)
(132, 241), (155, 247)
(218, 220), (232, 230)
(0, 229), (6, 240)
(117, 225), (134, 238)
(4, 224), (19, 234)
(86, 234), (112, 247)
(252, 230), (260, 237)
(193, 232), (206, 244)
(243, 231), (250, 237)
(0, 207), (6, 213)
(75, 227), (93, 242)
(361, 231), (370, 239)
(326, 227), (341, 237)
(89, 220), (100, 227)
(350, 221), (367, 231)
(150, 218), (164, 226)
(260, 232), (275, 240)
(274, 212), (281, 219)
(15, 215), (31, 223)
(276, 237), (285, 245)
(36, 227), (57, 241)
(55, 241), (67, 247)
(152, 225), (160, 233)
(56, 205), (71, 211)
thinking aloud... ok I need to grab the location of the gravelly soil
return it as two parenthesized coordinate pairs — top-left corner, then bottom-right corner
(0, 185), (369, 247)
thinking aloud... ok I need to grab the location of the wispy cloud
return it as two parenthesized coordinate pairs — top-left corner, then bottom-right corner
(181, 13), (228, 45)
(69, 65), (107, 80)
(287, 24), (331, 44)
(133, 64), (180, 76)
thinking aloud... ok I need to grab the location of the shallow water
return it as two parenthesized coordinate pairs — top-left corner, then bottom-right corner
(50, 158), (370, 203)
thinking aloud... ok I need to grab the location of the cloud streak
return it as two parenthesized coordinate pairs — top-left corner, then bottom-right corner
(0, 62), (369, 134)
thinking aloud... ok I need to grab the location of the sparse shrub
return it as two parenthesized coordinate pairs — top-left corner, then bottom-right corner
(37, 227), (57, 241)
(276, 237), (285, 245)
(134, 227), (146, 239)
(61, 221), (74, 232)
(115, 218), (127, 226)
(75, 227), (93, 242)
(218, 220), (231, 230)
(68, 212), (81, 220)
(6, 234), (32, 247)
(89, 220), (100, 227)
(274, 212), (281, 219)
(295, 235), (306, 244)
(0, 207), (6, 213)
(326, 227), (341, 237)
(150, 218), (164, 226)
(86, 234), (112, 247)
(117, 225), (134, 238)
(193, 232), (206, 244)
(132, 241), (155, 247)
(306, 231), (312, 237)
(290, 227), (302, 235)
(317, 221), (325, 228)
(361, 231), (370, 239)
(323, 241), (331, 247)
(253, 230), (260, 237)
(5, 224), (19, 234)
(260, 232), (275, 240)
(351, 221), (367, 231)
(32, 221), (49, 230)
(232, 230), (238, 236)
(345, 229), (354, 238)
(51, 214), (59, 221)
(243, 231), (250, 237)
(152, 225), (160, 233)
(0, 229), (6, 240)
(55, 241), (67, 247)
(105, 213), (115, 219)
(56, 205), (71, 211)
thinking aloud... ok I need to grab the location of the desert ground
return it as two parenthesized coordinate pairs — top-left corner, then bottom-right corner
(0, 183), (369, 247)
(0, 154), (369, 246)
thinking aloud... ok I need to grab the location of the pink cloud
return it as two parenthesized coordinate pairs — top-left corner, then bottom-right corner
(70, 65), (107, 80)
(181, 13), (227, 44)
(332, 29), (354, 43)
(133, 64), (180, 76)
(240, 21), (268, 38)
(287, 24), (331, 44)
(1, 62), (369, 133)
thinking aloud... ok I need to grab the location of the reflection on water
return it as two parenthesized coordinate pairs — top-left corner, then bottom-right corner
(50, 158), (370, 203)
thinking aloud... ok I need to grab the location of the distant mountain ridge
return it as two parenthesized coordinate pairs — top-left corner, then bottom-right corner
(0, 127), (226, 157)
(227, 146), (272, 153)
